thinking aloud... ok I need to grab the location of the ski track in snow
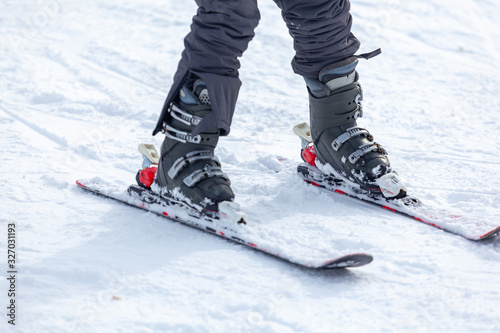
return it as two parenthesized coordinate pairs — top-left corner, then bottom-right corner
(1, 0), (499, 332)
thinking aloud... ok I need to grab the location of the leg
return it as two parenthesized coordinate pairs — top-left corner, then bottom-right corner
(272, 0), (360, 79)
(153, 0), (260, 136)
(150, 0), (260, 211)
(276, 0), (407, 198)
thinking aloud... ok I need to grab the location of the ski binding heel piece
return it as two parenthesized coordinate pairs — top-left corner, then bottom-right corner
(137, 143), (159, 188)
(293, 122), (313, 147)
(139, 143), (160, 168)
(293, 122), (317, 166)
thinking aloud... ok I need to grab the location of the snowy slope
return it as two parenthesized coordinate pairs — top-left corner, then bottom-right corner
(1, 0), (500, 332)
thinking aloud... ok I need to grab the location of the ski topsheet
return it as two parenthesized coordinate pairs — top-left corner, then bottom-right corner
(76, 178), (373, 269)
(297, 163), (500, 241)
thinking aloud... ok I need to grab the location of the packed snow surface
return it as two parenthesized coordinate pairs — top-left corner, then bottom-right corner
(1, 0), (500, 332)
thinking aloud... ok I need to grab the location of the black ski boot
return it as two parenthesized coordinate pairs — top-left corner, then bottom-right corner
(305, 56), (407, 198)
(153, 77), (236, 214)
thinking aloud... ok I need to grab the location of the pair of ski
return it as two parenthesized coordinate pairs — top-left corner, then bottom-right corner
(77, 124), (500, 270)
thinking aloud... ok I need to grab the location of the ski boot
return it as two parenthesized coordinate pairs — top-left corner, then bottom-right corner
(304, 56), (407, 199)
(145, 77), (236, 216)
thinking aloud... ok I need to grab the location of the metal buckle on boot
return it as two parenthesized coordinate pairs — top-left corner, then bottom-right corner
(169, 104), (202, 126)
(183, 166), (230, 187)
(355, 83), (363, 103)
(163, 124), (202, 144)
(354, 83), (364, 120)
(167, 151), (219, 179)
(331, 127), (373, 151)
(348, 142), (386, 164)
(353, 103), (363, 120)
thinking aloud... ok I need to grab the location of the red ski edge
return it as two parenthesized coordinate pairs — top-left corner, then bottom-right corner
(297, 165), (500, 241)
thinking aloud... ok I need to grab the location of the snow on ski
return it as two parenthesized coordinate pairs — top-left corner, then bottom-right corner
(292, 122), (500, 241)
(297, 163), (500, 241)
(76, 178), (374, 269)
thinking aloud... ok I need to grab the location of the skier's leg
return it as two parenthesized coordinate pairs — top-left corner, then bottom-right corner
(150, 0), (260, 210)
(274, 0), (406, 198)
(272, 0), (360, 79)
(154, 0), (260, 137)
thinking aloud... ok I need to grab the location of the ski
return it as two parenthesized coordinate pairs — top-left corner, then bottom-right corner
(293, 123), (500, 241)
(76, 178), (373, 269)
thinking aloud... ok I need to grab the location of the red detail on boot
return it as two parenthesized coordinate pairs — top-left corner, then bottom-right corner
(139, 166), (158, 188)
(302, 145), (317, 166)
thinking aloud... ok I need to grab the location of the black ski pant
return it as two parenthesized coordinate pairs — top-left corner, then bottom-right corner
(153, 0), (360, 137)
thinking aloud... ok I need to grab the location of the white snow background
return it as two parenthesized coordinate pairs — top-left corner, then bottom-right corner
(1, 0), (500, 332)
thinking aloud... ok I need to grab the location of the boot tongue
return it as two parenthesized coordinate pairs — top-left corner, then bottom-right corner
(319, 57), (358, 92)
(193, 79), (210, 105)
(306, 57), (359, 98)
(179, 79), (211, 106)
(318, 57), (359, 83)
(324, 71), (357, 91)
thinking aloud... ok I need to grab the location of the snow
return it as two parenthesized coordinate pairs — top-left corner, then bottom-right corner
(1, 0), (500, 332)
